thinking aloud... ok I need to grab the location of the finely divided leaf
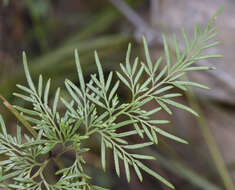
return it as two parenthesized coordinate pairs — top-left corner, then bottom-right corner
(0, 115), (7, 137)
(143, 36), (153, 72)
(22, 52), (36, 92)
(161, 99), (198, 116)
(74, 49), (85, 92)
(124, 156), (130, 183)
(44, 79), (51, 105)
(162, 34), (170, 72)
(114, 149), (120, 177)
(95, 51), (105, 87)
(101, 137), (106, 171)
(53, 88), (60, 115)
(136, 161), (175, 189)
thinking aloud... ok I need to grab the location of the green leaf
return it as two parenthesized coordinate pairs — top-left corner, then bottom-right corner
(153, 86), (173, 95)
(87, 94), (106, 109)
(136, 161), (175, 189)
(139, 77), (151, 91)
(65, 82), (83, 107)
(133, 123), (144, 138)
(200, 41), (220, 50)
(201, 32), (217, 43)
(114, 130), (139, 138)
(156, 99), (172, 115)
(183, 66), (215, 71)
(111, 120), (137, 130)
(113, 137), (128, 145)
(133, 162), (143, 182)
(161, 93), (182, 99)
(95, 51), (105, 87)
(22, 52), (36, 92)
(23, 115), (40, 124)
(116, 71), (130, 88)
(66, 79), (83, 99)
(173, 34), (180, 60)
(93, 185), (110, 190)
(174, 81), (210, 90)
(168, 72), (186, 82)
(14, 106), (39, 116)
(61, 98), (77, 116)
(108, 81), (119, 101)
(13, 93), (33, 103)
(113, 149), (120, 177)
(87, 83), (103, 98)
(162, 34), (170, 71)
(182, 28), (190, 50)
(134, 64), (144, 85)
(126, 43), (132, 75)
(17, 124), (22, 144)
(44, 78), (51, 105)
(105, 71), (113, 92)
(154, 65), (168, 83)
(101, 137), (106, 171)
(8, 184), (26, 189)
(192, 24), (199, 46)
(41, 141), (57, 154)
(148, 120), (170, 124)
(69, 118), (83, 137)
(153, 57), (162, 73)
(53, 88), (60, 115)
(123, 142), (153, 149)
(132, 57), (139, 75)
(0, 170), (22, 182)
(74, 49), (85, 92)
(0, 160), (11, 166)
(91, 74), (102, 89)
(143, 36), (153, 72)
(154, 127), (188, 144)
(161, 99), (198, 116)
(16, 84), (33, 94)
(145, 107), (162, 116)
(95, 111), (109, 124)
(131, 154), (156, 160)
(38, 75), (43, 98)
(173, 83), (187, 91)
(142, 123), (153, 141)
(194, 54), (223, 60)
(124, 156), (130, 183)
(120, 63), (128, 77)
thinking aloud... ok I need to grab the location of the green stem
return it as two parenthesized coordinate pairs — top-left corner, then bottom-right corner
(185, 86), (235, 190)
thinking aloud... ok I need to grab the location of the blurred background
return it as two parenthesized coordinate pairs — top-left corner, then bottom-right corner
(0, 0), (235, 189)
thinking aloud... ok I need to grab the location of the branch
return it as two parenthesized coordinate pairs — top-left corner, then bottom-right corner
(0, 94), (37, 138)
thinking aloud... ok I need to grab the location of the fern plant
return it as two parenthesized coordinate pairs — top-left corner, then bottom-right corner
(0, 8), (223, 190)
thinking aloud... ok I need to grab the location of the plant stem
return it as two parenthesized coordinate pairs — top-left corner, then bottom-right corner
(185, 87), (235, 190)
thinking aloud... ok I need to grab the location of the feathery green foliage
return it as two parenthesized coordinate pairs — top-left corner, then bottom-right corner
(0, 8), (222, 190)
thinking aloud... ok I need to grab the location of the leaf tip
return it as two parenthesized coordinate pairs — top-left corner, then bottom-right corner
(22, 51), (28, 65)
(142, 35), (146, 43)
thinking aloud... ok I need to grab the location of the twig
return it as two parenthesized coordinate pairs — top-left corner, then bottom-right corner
(0, 94), (37, 138)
